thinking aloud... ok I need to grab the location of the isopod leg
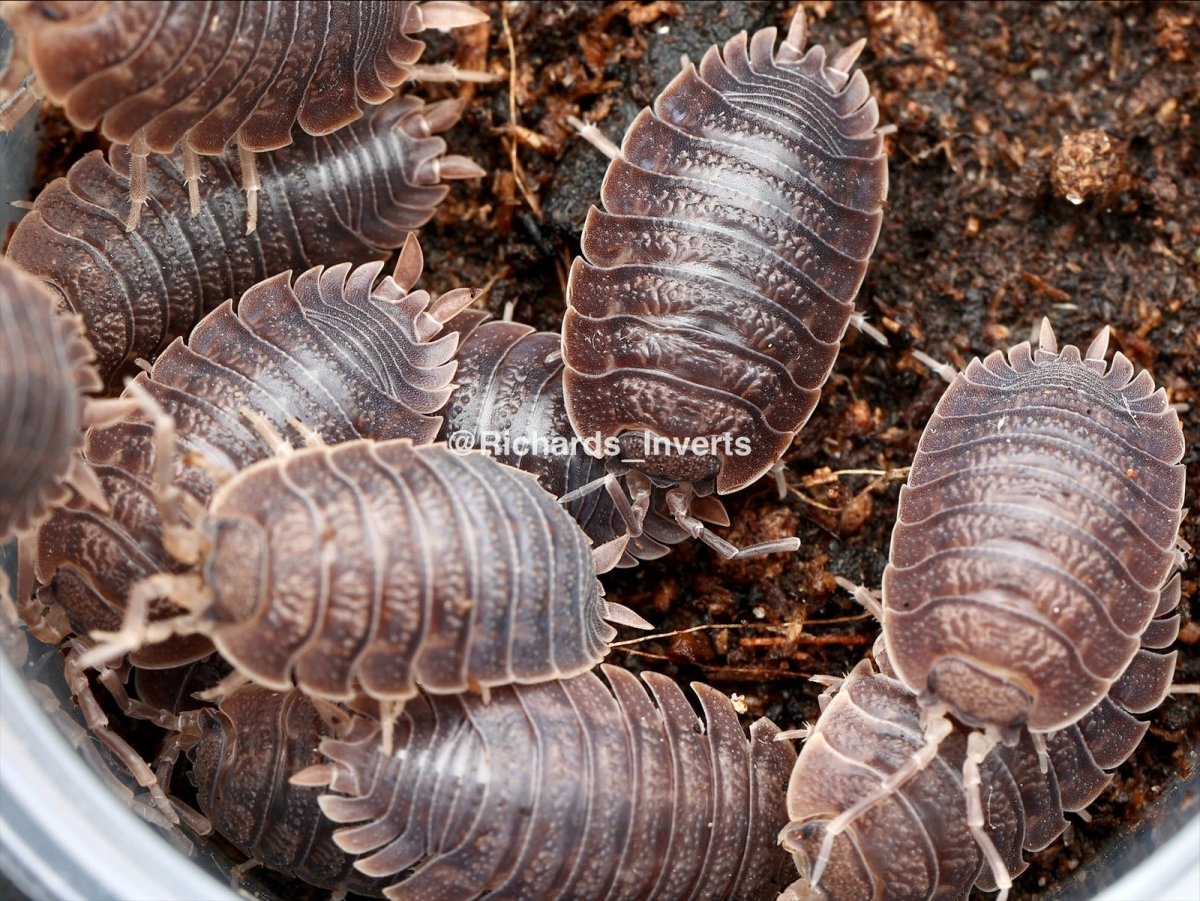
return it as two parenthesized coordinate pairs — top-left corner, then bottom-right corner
(833, 576), (884, 622)
(665, 487), (800, 560)
(13, 547), (71, 645)
(77, 572), (209, 670)
(183, 143), (203, 217)
(64, 640), (180, 824)
(909, 348), (958, 385)
(89, 665), (214, 836)
(238, 143), (260, 234)
(125, 134), (150, 232)
(964, 727), (1012, 900)
(229, 857), (264, 889)
(93, 665), (185, 732)
(809, 703), (955, 890)
(240, 405), (295, 457)
(193, 669), (252, 703)
(605, 475), (645, 537)
(566, 115), (622, 161)
(558, 473), (645, 539)
(123, 380), (207, 565)
(848, 311), (890, 347)
(769, 459), (789, 500)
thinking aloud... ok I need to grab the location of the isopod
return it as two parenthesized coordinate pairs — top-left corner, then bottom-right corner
(0, 257), (141, 619)
(812, 320), (1186, 895)
(298, 664), (797, 900)
(884, 321), (1184, 736)
(561, 9), (887, 556)
(439, 310), (729, 566)
(5, 96), (483, 388)
(75, 672), (390, 894)
(33, 245), (473, 668)
(186, 686), (387, 895)
(0, 258), (102, 540)
(80, 439), (647, 739)
(780, 625), (1177, 900)
(0, 0), (489, 229)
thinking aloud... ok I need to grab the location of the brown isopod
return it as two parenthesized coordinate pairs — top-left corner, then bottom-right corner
(80, 439), (648, 748)
(5, 96), (483, 388)
(0, 0), (490, 229)
(185, 686), (388, 895)
(0, 258), (104, 541)
(73, 671), (390, 894)
(439, 310), (731, 567)
(296, 664), (797, 900)
(33, 243), (473, 668)
(818, 320), (1186, 895)
(885, 321), (1185, 735)
(0, 258), (144, 616)
(561, 9), (888, 557)
(780, 627), (1176, 901)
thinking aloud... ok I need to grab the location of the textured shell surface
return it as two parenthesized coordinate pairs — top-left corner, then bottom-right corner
(310, 664), (798, 901)
(780, 628), (1175, 901)
(0, 257), (101, 541)
(188, 685), (386, 896)
(34, 255), (470, 667)
(562, 13), (888, 495)
(883, 324), (1186, 734)
(0, 1), (482, 154)
(438, 309), (693, 566)
(200, 439), (639, 702)
(5, 95), (476, 388)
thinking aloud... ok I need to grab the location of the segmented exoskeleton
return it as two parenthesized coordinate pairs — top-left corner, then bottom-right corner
(301, 665), (797, 900)
(6, 96), (482, 388)
(0, 0), (489, 229)
(780, 626), (1177, 901)
(35, 246), (473, 668)
(814, 320), (1186, 897)
(80, 440), (648, 740)
(0, 258), (144, 621)
(439, 310), (735, 567)
(187, 686), (387, 896)
(561, 9), (887, 557)
(0, 258), (103, 541)
(885, 320), (1185, 737)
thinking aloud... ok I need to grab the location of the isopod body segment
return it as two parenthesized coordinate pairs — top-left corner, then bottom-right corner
(781, 628), (1175, 901)
(187, 685), (386, 896)
(6, 96), (481, 387)
(438, 310), (699, 566)
(35, 250), (472, 668)
(0, 0), (489, 227)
